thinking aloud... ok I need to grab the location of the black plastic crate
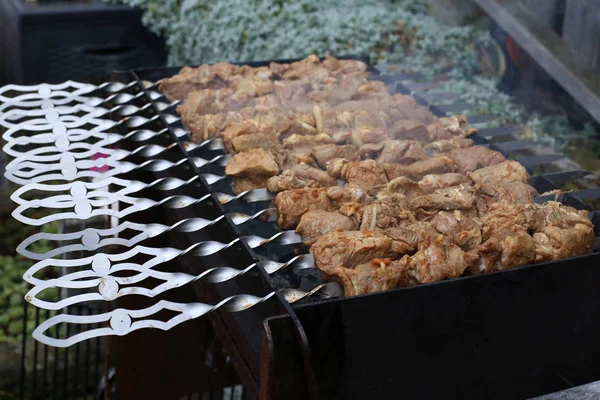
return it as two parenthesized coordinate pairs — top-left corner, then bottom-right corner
(0, 0), (166, 86)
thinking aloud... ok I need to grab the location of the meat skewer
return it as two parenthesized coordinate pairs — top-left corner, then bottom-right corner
(163, 54), (595, 298)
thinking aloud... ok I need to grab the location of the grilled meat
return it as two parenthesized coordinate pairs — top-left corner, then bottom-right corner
(296, 210), (358, 246)
(384, 223), (438, 254)
(327, 159), (388, 190)
(283, 134), (333, 157)
(326, 184), (370, 205)
(225, 148), (280, 178)
(360, 194), (415, 230)
(427, 115), (477, 141)
(377, 176), (422, 199)
(533, 224), (595, 262)
(410, 185), (477, 220)
(311, 230), (398, 274)
(222, 119), (277, 152)
(395, 236), (468, 285)
(468, 160), (529, 186)
(480, 202), (538, 238)
(431, 211), (483, 251)
(388, 120), (429, 142)
(274, 188), (334, 229)
(160, 63), (244, 101)
(165, 54), (595, 298)
(375, 140), (428, 164)
(267, 163), (337, 192)
(419, 173), (469, 194)
(424, 137), (474, 156)
(447, 146), (506, 174)
(477, 180), (539, 204)
(475, 226), (536, 274)
(231, 176), (272, 194)
(312, 144), (360, 167)
(383, 156), (456, 181)
(330, 259), (409, 296)
(534, 201), (592, 230)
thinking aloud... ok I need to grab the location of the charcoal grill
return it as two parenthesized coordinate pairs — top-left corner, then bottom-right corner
(4, 56), (600, 400)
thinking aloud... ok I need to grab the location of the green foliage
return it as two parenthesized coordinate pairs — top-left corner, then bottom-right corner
(109, 0), (483, 68)
(0, 211), (60, 342)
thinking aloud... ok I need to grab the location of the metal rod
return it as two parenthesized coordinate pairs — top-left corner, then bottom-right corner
(19, 301), (28, 400)
(84, 309), (91, 395)
(42, 309), (50, 399)
(52, 318), (59, 400)
(72, 310), (80, 399)
(63, 306), (70, 399)
(94, 322), (101, 397)
(104, 302), (110, 400)
(32, 306), (40, 398)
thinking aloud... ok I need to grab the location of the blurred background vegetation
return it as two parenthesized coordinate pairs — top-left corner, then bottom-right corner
(110, 0), (600, 171)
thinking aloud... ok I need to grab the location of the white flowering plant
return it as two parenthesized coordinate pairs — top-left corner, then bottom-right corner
(110, 0), (599, 165)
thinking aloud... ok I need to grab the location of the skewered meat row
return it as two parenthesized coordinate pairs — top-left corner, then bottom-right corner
(311, 200), (594, 296)
(164, 55), (595, 298)
(160, 54), (370, 102)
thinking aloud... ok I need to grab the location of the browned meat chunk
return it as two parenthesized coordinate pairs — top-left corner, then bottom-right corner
(478, 180), (538, 204)
(183, 112), (238, 142)
(427, 115), (477, 141)
(283, 134), (333, 157)
(383, 156), (455, 181)
(475, 226), (536, 274)
(274, 188), (334, 229)
(351, 128), (389, 147)
(468, 160), (529, 186)
(271, 113), (318, 138)
(447, 146), (506, 173)
(534, 201), (592, 230)
(330, 259), (409, 296)
(227, 75), (274, 99)
(480, 202), (538, 238)
(312, 144), (359, 167)
(327, 159), (388, 190)
(296, 210), (358, 246)
(410, 185), (476, 220)
(394, 236), (468, 285)
(231, 176), (271, 194)
(388, 120), (429, 142)
(312, 230), (397, 274)
(281, 55), (333, 81)
(267, 163), (337, 192)
(179, 88), (251, 117)
(321, 56), (368, 74)
(222, 120), (277, 152)
(431, 211), (483, 251)
(159, 63), (239, 101)
(424, 138), (474, 156)
(378, 176), (422, 199)
(360, 194), (415, 230)
(533, 224), (595, 262)
(326, 184), (370, 205)
(225, 148), (280, 178)
(231, 132), (281, 153)
(375, 140), (428, 164)
(384, 222), (438, 254)
(165, 55), (596, 298)
(418, 173), (469, 194)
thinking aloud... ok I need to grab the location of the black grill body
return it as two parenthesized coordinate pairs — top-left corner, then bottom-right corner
(106, 58), (600, 400)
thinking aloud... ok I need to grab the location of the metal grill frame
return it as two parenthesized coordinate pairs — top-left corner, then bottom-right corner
(62, 57), (600, 400)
